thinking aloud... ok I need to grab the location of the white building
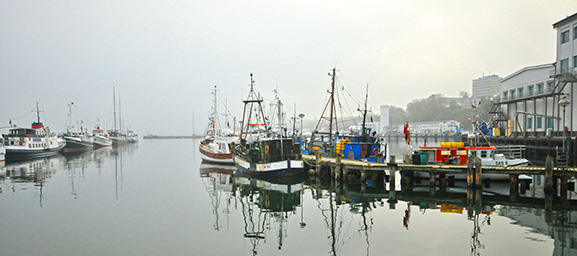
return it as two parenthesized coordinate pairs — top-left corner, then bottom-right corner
(380, 105), (390, 135)
(472, 74), (501, 99)
(492, 13), (577, 136)
(395, 120), (460, 134)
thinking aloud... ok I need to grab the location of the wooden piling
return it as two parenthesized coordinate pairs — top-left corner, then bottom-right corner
(439, 173), (447, 192)
(560, 178), (568, 205)
(474, 157), (482, 188)
(544, 156), (554, 195)
(429, 172), (436, 196)
(509, 174), (519, 202)
(361, 169), (368, 192)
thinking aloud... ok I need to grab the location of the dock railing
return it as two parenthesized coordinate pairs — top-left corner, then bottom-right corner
(494, 145), (526, 159)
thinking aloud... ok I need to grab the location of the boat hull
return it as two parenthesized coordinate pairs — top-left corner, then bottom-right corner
(63, 138), (93, 152)
(199, 143), (234, 164)
(233, 155), (305, 177)
(6, 144), (65, 159)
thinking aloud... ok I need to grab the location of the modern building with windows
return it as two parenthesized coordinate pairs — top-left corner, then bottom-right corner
(472, 74), (502, 100)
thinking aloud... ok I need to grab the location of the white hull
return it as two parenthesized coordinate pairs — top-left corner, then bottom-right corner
(93, 136), (112, 147)
(234, 155), (304, 175)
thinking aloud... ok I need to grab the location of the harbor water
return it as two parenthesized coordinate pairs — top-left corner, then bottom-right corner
(0, 139), (574, 256)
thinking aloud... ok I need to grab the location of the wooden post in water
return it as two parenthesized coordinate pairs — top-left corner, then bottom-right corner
(544, 156), (554, 195)
(439, 173), (447, 192)
(560, 177), (568, 205)
(474, 156), (482, 188)
(361, 169), (368, 192)
(334, 155), (341, 181)
(429, 172), (436, 196)
(509, 174), (519, 202)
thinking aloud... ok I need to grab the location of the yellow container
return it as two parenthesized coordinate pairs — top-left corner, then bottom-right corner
(441, 142), (448, 147)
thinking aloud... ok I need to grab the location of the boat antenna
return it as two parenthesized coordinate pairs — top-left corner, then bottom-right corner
(36, 102), (42, 123)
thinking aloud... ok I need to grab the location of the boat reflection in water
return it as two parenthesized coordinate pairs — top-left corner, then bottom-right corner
(200, 162), (305, 255)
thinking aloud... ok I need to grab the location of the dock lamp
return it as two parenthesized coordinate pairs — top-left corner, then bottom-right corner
(559, 96), (570, 152)
(298, 113), (305, 136)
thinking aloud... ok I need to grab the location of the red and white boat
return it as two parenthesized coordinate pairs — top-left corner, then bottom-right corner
(199, 86), (238, 165)
(419, 142), (530, 167)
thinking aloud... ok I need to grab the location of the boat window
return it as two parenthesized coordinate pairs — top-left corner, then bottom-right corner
(470, 151), (476, 156)
(11, 141), (14, 145)
(481, 151), (487, 157)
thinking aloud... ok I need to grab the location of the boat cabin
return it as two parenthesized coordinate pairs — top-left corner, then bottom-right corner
(420, 143), (497, 165)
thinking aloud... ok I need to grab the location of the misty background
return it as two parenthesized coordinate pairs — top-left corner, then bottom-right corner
(1, 1), (576, 135)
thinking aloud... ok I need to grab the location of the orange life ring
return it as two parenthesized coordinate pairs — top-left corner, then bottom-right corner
(265, 145), (270, 153)
(29, 136), (31, 141)
(373, 147), (380, 155)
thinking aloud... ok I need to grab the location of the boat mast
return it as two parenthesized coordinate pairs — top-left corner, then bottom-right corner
(212, 85), (218, 138)
(67, 102), (74, 132)
(313, 68), (338, 143)
(119, 95), (122, 133)
(329, 68), (336, 142)
(360, 84), (369, 137)
(239, 73), (268, 140)
(113, 87), (117, 132)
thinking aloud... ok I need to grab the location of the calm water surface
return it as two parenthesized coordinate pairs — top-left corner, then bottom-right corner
(0, 139), (574, 255)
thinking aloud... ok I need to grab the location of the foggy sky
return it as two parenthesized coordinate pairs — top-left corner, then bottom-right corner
(1, 0), (576, 135)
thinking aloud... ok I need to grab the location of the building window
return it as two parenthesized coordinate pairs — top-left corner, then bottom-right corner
(574, 55), (577, 70)
(527, 117), (533, 129)
(561, 30), (570, 44)
(574, 26), (577, 40)
(528, 85), (534, 96)
(518, 87), (524, 98)
(536, 117), (542, 129)
(537, 83), (544, 94)
(510, 90), (516, 99)
(546, 118), (554, 129)
(503, 91), (508, 100)
(547, 81), (554, 93)
(561, 58), (569, 73)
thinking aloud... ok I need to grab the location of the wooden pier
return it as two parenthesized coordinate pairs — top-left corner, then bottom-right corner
(303, 154), (577, 206)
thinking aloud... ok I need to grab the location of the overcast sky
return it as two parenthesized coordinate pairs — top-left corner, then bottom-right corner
(1, 0), (576, 135)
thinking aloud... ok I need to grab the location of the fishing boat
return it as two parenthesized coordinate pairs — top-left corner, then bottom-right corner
(199, 86), (239, 164)
(92, 122), (112, 148)
(419, 143), (530, 167)
(126, 129), (139, 143)
(417, 142), (531, 180)
(232, 74), (304, 177)
(4, 103), (66, 159)
(306, 68), (386, 163)
(63, 103), (93, 152)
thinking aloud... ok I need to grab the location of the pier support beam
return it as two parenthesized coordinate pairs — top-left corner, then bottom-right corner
(361, 169), (368, 192)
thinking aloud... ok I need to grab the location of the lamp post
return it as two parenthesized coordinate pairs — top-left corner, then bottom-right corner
(298, 113), (305, 136)
(559, 96), (570, 153)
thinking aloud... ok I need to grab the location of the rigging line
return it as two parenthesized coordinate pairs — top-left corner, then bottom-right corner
(336, 75), (361, 106)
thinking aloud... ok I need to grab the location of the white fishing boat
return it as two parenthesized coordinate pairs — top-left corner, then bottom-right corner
(199, 85), (239, 164)
(92, 124), (112, 148)
(4, 103), (66, 159)
(418, 143), (531, 180)
(232, 74), (304, 177)
(126, 129), (139, 143)
(62, 103), (93, 152)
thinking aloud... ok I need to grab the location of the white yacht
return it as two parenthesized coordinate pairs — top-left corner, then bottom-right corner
(62, 103), (93, 152)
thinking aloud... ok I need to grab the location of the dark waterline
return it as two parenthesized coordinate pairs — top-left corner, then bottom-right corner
(0, 139), (573, 255)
